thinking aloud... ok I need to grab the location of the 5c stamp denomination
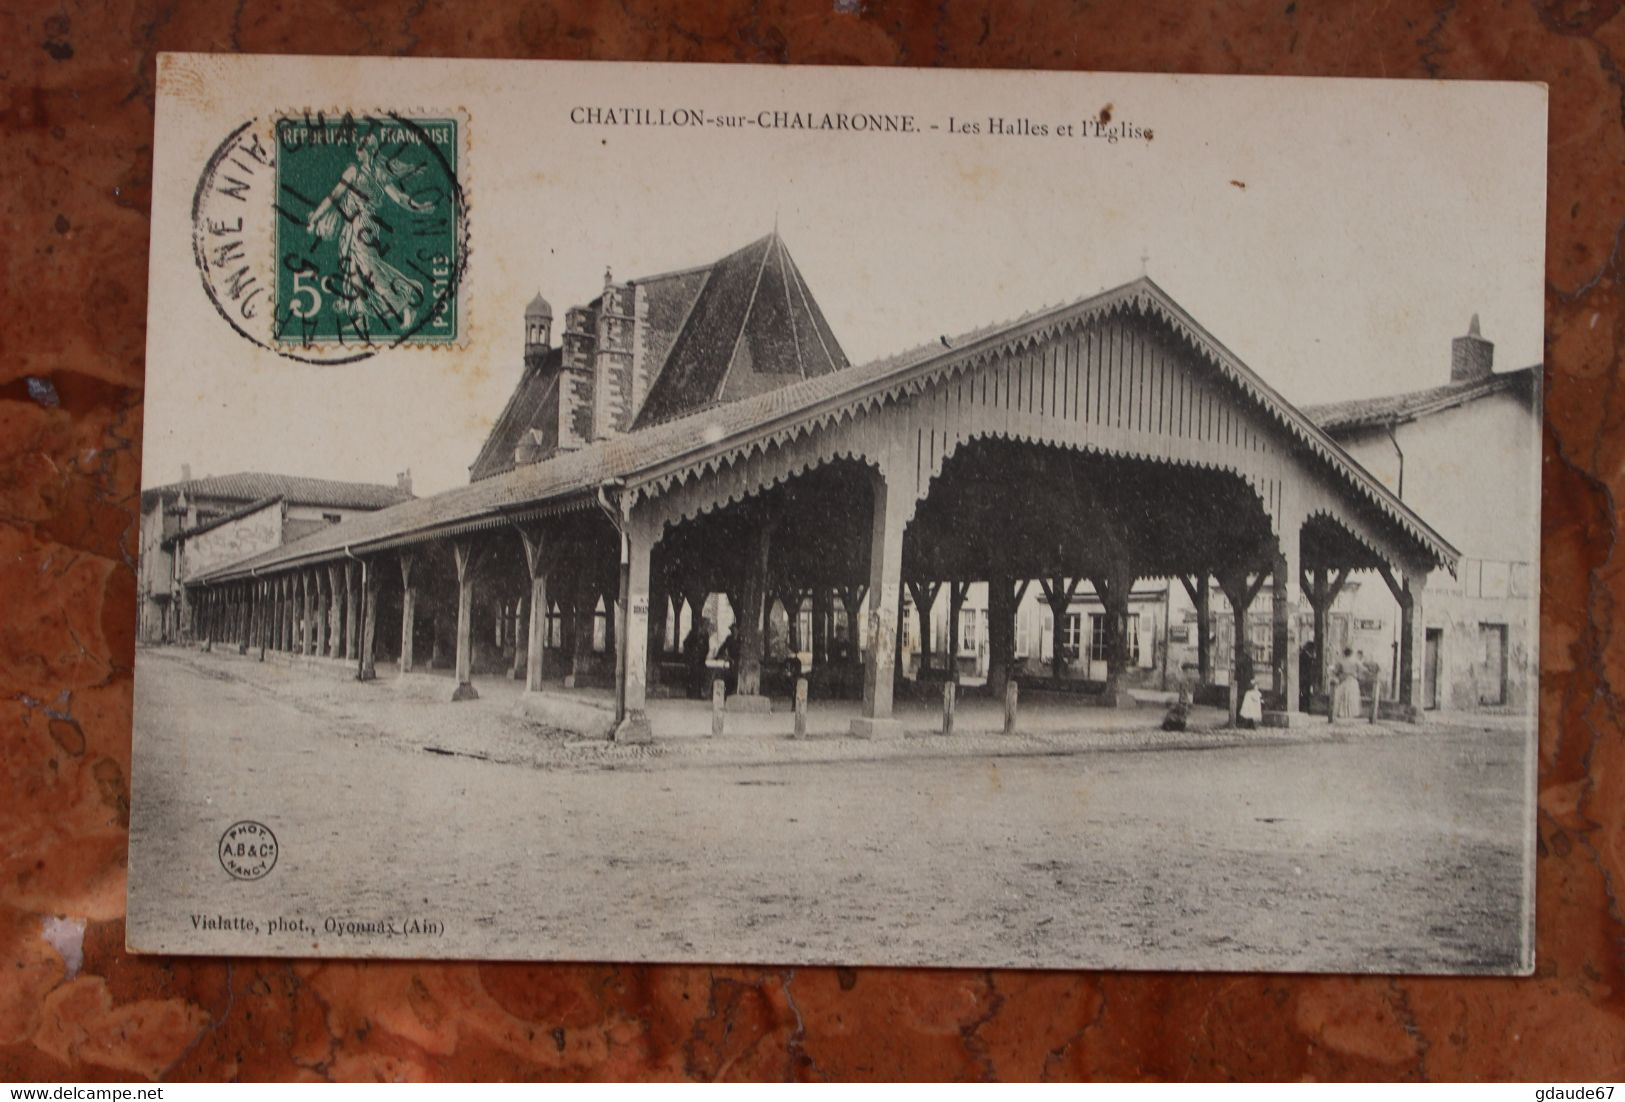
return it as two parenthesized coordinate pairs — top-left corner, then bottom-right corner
(190, 110), (467, 364)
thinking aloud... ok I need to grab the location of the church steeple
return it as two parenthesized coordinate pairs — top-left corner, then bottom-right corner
(524, 291), (553, 367)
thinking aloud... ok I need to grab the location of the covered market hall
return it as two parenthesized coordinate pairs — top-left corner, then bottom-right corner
(183, 249), (1458, 742)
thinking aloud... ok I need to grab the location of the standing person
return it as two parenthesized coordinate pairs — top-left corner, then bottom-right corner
(1299, 640), (1318, 712)
(719, 626), (740, 695)
(681, 618), (712, 700)
(1332, 646), (1363, 719)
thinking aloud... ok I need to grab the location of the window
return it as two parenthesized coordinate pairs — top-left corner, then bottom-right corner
(1063, 612), (1083, 657)
(1092, 613), (1142, 663)
(959, 608), (979, 654)
(322, 512), (343, 524)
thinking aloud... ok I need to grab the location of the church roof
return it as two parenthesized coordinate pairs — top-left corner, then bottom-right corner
(1303, 365), (1539, 434)
(634, 232), (850, 427)
(195, 276), (1461, 586)
(467, 344), (563, 482)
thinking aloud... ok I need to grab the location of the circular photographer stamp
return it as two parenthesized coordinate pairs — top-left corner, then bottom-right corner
(219, 820), (279, 880)
(191, 110), (468, 364)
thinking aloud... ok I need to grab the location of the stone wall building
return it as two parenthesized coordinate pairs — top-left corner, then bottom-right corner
(1302, 318), (1541, 712)
(138, 471), (414, 643)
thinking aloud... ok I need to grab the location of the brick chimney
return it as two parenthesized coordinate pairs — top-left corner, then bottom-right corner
(180, 463), (192, 483)
(396, 469), (413, 496)
(1451, 314), (1493, 383)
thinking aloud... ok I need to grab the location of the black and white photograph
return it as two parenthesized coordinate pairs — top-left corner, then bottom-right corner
(128, 55), (1546, 973)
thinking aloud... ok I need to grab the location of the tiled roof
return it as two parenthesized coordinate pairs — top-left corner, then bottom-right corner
(467, 346), (563, 481)
(195, 277), (1460, 584)
(160, 495), (282, 549)
(634, 233), (849, 427)
(142, 472), (413, 511)
(1302, 366), (1539, 433)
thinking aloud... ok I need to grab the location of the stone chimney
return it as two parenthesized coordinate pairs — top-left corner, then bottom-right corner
(180, 463), (192, 483)
(396, 469), (413, 496)
(1451, 314), (1494, 383)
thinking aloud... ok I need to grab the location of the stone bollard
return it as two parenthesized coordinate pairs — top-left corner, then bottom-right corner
(942, 679), (956, 736)
(793, 678), (808, 739)
(1370, 679), (1381, 724)
(1003, 679), (1019, 735)
(711, 679), (726, 737)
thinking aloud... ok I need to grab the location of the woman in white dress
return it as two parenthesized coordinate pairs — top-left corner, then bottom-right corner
(1331, 646), (1363, 719)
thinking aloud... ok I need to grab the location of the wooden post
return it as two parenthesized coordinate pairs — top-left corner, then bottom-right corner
(358, 560), (380, 681)
(302, 570), (316, 656)
(1003, 679), (1019, 735)
(853, 463), (908, 739)
(398, 552), (417, 674)
(344, 561), (360, 662)
(735, 509), (775, 699)
(793, 677), (808, 739)
(614, 514), (655, 743)
(519, 526), (550, 693)
(510, 596), (527, 680)
(313, 569), (329, 659)
(711, 678), (726, 737)
(451, 538), (482, 701)
(942, 679), (956, 736)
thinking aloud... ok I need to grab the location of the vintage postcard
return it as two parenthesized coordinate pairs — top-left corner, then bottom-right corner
(129, 55), (1546, 972)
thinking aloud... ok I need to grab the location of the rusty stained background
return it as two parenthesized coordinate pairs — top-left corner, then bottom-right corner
(1, 0), (1622, 1082)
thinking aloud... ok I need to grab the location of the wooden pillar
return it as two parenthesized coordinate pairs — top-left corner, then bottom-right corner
(1271, 536), (1303, 720)
(907, 580), (941, 675)
(838, 585), (867, 667)
(1301, 566), (1349, 705)
(1399, 574), (1426, 712)
(735, 509), (774, 700)
(519, 526), (551, 693)
(987, 571), (1011, 698)
(1089, 566), (1135, 707)
(270, 579), (281, 651)
(948, 580), (969, 681)
(1378, 563), (1427, 716)
(811, 587), (830, 669)
(615, 513), (656, 742)
(451, 538), (483, 701)
(358, 559), (380, 681)
(344, 561), (360, 662)
(302, 570), (317, 656)
(510, 597), (527, 680)
(1179, 574), (1213, 686)
(1039, 576), (1081, 679)
(256, 580), (268, 660)
(314, 569), (330, 659)
(325, 564), (343, 658)
(398, 552), (417, 674)
(569, 586), (595, 686)
(1216, 565), (1269, 726)
(283, 575), (295, 652)
(854, 466), (909, 738)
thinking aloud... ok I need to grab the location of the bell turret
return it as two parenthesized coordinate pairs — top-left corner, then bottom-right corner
(524, 291), (553, 369)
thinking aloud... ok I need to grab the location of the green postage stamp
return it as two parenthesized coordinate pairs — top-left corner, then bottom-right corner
(271, 114), (461, 347)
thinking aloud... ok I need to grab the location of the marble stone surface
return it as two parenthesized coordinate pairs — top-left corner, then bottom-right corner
(2, 0), (1621, 1082)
